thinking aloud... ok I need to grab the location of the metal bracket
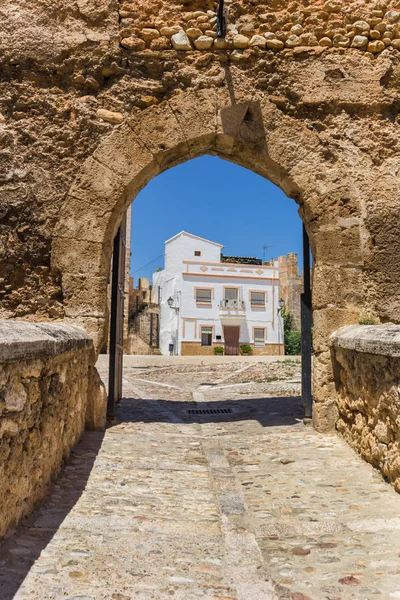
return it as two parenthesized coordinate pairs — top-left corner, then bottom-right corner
(216, 0), (226, 38)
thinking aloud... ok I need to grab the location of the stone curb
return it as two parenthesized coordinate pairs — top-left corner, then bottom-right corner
(0, 320), (93, 363)
(330, 324), (400, 357)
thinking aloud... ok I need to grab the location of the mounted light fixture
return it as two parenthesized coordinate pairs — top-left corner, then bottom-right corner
(278, 298), (285, 315)
(216, 0), (226, 38)
(167, 296), (179, 312)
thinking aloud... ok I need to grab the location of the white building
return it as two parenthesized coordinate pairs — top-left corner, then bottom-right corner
(152, 232), (284, 356)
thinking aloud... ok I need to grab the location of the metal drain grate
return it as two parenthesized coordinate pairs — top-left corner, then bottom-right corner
(187, 408), (233, 415)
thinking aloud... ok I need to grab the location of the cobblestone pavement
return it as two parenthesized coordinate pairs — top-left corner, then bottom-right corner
(2, 358), (400, 599)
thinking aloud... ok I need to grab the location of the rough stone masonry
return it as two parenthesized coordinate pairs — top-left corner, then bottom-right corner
(331, 325), (400, 493)
(0, 321), (105, 539)
(2, 0), (400, 430)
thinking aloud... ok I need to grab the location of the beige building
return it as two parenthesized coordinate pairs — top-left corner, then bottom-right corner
(278, 253), (303, 331)
(128, 277), (152, 319)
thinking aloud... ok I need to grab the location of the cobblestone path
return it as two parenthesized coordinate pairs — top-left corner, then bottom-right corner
(2, 358), (400, 599)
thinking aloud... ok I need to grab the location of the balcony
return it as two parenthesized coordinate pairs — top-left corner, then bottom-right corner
(219, 299), (246, 315)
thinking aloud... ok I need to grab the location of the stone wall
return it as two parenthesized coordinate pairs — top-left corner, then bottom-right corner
(331, 325), (400, 492)
(181, 342), (224, 356)
(129, 278), (153, 319)
(129, 306), (160, 352)
(125, 330), (160, 355)
(126, 304), (161, 355)
(0, 321), (104, 538)
(278, 253), (304, 331)
(253, 343), (284, 357)
(119, 1), (400, 55)
(4, 0), (400, 432)
(180, 342), (283, 356)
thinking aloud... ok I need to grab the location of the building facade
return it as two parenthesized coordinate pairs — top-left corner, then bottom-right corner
(153, 232), (284, 356)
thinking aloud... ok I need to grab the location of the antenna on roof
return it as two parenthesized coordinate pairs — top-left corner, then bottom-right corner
(263, 245), (273, 263)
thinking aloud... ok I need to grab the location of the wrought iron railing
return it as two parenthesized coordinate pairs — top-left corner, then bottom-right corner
(220, 299), (245, 309)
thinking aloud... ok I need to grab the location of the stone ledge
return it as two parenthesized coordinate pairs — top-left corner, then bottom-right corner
(0, 321), (92, 363)
(330, 324), (400, 357)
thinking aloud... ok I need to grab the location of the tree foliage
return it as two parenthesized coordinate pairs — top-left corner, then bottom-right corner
(281, 307), (301, 355)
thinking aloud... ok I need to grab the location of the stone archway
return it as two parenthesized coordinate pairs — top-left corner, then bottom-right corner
(4, 0), (400, 568)
(52, 86), (369, 432)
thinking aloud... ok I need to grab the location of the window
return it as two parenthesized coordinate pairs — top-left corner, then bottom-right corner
(254, 328), (266, 347)
(194, 250), (201, 256)
(251, 292), (266, 307)
(201, 326), (213, 346)
(224, 288), (238, 301)
(196, 289), (212, 304)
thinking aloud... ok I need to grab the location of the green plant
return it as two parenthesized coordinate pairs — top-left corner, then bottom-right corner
(283, 358), (299, 365)
(281, 307), (302, 355)
(213, 346), (224, 355)
(358, 312), (380, 325)
(240, 344), (253, 355)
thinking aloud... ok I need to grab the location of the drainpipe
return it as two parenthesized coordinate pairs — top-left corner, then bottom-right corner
(176, 291), (181, 356)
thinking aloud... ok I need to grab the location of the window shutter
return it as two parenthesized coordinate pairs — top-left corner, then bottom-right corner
(196, 289), (212, 303)
(254, 328), (265, 347)
(225, 288), (238, 301)
(251, 292), (266, 307)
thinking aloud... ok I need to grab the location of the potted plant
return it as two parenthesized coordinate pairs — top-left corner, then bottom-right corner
(240, 344), (253, 356)
(214, 346), (224, 355)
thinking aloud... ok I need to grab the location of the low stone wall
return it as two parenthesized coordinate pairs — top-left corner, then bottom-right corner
(128, 307), (160, 354)
(180, 342), (221, 356)
(252, 344), (284, 356)
(125, 332), (161, 355)
(180, 342), (283, 356)
(0, 321), (104, 538)
(331, 325), (400, 492)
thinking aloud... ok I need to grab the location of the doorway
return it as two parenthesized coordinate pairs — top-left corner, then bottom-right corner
(223, 325), (240, 356)
(104, 154), (313, 419)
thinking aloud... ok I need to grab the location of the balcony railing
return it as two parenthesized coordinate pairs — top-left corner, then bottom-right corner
(220, 299), (246, 310)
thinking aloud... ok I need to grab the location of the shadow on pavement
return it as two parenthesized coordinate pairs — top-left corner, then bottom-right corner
(0, 431), (105, 600)
(0, 395), (302, 599)
(117, 395), (304, 427)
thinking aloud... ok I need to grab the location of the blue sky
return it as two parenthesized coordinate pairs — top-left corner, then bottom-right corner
(129, 155), (302, 282)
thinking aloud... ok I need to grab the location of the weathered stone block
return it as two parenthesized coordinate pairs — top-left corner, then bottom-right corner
(313, 308), (359, 352)
(312, 264), (364, 310)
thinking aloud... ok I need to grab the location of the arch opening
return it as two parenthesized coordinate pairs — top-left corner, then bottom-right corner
(125, 155), (304, 354)
(116, 154), (313, 420)
(53, 91), (367, 432)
